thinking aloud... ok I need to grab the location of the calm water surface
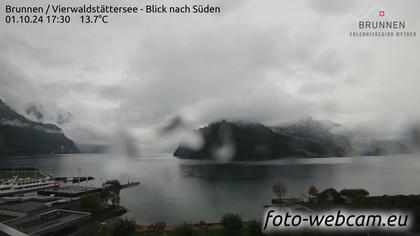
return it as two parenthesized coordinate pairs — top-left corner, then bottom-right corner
(1, 154), (420, 223)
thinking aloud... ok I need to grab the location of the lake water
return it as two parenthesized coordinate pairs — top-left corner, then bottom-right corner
(0, 154), (420, 224)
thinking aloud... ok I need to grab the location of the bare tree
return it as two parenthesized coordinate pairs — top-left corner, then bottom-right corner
(272, 182), (287, 199)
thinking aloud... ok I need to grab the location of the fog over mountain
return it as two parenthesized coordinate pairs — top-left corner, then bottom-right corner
(1, 0), (420, 155)
(173, 118), (413, 161)
(0, 99), (79, 155)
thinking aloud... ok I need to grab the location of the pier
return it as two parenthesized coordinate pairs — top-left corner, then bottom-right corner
(121, 181), (140, 189)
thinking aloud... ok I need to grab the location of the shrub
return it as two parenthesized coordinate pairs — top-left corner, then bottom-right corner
(80, 194), (102, 213)
(221, 213), (243, 236)
(247, 220), (263, 236)
(340, 189), (369, 199)
(111, 218), (136, 236)
(173, 222), (196, 236)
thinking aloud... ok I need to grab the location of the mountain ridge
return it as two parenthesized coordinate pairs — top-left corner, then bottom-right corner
(173, 119), (412, 161)
(0, 99), (79, 156)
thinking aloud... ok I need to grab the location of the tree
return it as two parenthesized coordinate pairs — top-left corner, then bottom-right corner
(308, 184), (319, 197)
(247, 220), (263, 236)
(80, 194), (102, 213)
(221, 213), (243, 236)
(173, 222), (196, 236)
(272, 182), (287, 199)
(340, 189), (369, 199)
(318, 188), (344, 204)
(102, 180), (122, 207)
(111, 218), (136, 236)
(100, 188), (110, 207)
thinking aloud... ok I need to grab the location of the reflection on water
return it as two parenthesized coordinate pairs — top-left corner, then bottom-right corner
(0, 154), (420, 223)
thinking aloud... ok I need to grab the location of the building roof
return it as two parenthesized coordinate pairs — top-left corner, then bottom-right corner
(38, 186), (101, 197)
(0, 197), (73, 218)
(0, 201), (45, 214)
(2, 209), (90, 235)
(0, 222), (28, 236)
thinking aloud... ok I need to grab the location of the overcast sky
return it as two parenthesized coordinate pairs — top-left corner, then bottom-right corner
(1, 0), (419, 154)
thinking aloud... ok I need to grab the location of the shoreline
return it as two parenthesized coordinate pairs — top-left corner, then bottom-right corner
(135, 221), (257, 232)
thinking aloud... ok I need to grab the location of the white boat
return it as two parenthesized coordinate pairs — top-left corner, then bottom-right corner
(0, 177), (59, 197)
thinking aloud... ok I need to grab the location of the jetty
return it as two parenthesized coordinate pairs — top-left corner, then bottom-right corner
(121, 181), (140, 189)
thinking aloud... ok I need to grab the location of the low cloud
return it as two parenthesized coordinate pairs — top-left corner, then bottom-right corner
(0, 0), (419, 154)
